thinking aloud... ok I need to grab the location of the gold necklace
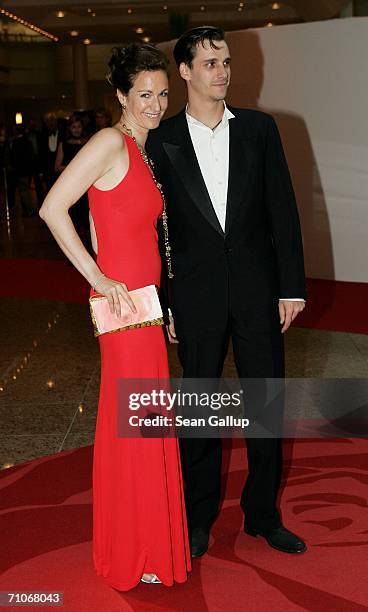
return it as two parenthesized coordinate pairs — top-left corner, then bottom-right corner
(120, 123), (173, 279)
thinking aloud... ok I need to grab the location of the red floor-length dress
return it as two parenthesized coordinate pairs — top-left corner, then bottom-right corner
(88, 133), (191, 591)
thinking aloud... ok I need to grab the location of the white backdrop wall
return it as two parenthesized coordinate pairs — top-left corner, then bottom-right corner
(160, 18), (368, 282)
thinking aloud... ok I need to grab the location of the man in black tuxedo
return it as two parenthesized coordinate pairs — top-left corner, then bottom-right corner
(147, 26), (307, 557)
(40, 112), (62, 192)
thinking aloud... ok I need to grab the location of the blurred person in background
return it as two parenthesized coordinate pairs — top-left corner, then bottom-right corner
(95, 107), (112, 131)
(40, 112), (62, 192)
(27, 118), (45, 207)
(55, 115), (89, 244)
(77, 110), (95, 140)
(7, 125), (36, 217)
(55, 115), (87, 173)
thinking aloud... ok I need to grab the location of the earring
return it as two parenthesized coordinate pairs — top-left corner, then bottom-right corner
(122, 102), (127, 110)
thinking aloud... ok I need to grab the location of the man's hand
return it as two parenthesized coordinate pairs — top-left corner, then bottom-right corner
(279, 300), (305, 333)
(166, 315), (178, 344)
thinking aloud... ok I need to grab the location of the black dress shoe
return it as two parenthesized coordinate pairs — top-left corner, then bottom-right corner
(190, 527), (210, 558)
(244, 524), (307, 554)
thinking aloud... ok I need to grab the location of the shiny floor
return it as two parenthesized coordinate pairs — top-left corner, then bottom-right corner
(0, 208), (367, 470)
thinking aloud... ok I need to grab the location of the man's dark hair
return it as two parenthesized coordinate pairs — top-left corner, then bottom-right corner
(173, 26), (225, 68)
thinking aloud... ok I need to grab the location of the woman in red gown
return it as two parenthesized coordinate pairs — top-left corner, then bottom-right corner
(40, 43), (191, 590)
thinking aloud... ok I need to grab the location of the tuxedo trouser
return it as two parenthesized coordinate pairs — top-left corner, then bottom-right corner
(177, 318), (284, 533)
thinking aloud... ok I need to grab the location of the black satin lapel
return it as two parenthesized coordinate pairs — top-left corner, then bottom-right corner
(225, 118), (255, 235)
(163, 119), (224, 236)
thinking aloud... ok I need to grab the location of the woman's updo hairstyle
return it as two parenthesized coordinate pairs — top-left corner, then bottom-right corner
(107, 43), (169, 93)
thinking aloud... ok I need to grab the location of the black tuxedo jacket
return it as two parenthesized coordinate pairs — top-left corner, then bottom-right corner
(146, 106), (306, 333)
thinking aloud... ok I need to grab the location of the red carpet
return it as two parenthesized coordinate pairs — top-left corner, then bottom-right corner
(1, 257), (368, 334)
(1, 438), (368, 611)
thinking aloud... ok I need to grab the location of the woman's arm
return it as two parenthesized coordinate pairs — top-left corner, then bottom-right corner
(40, 128), (136, 315)
(55, 142), (65, 173)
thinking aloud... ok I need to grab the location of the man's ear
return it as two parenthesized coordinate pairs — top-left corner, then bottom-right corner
(179, 62), (191, 82)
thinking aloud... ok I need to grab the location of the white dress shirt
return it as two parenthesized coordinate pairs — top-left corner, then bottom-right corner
(186, 103), (234, 233)
(184, 103), (304, 304)
(48, 131), (58, 153)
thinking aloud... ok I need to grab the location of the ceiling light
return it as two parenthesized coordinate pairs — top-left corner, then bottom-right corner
(87, 7), (92, 12)
(127, 8), (132, 14)
(163, 4), (168, 9)
(239, 2), (244, 6)
(70, 30), (79, 36)
(200, 5), (205, 10)
(56, 10), (65, 18)
(83, 38), (91, 44)
(135, 27), (144, 34)
(0, 7), (59, 41)
(238, 6), (243, 11)
(272, 2), (280, 9)
(142, 36), (151, 43)
(266, 22), (273, 27)
(91, 12), (96, 17)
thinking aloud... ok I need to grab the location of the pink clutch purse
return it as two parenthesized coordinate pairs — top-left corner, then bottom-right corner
(89, 284), (163, 337)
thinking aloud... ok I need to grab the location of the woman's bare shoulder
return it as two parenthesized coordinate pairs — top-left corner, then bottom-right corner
(87, 126), (125, 151)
